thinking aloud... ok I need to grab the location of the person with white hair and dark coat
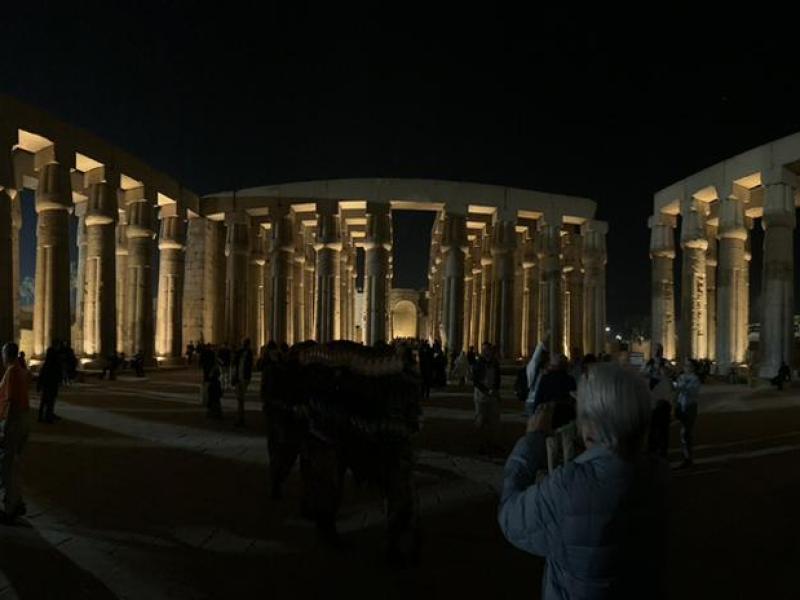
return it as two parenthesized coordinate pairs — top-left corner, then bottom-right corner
(499, 363), (670, 599)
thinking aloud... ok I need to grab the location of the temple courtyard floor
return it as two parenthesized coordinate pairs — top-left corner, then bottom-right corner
(1, 367), (800, 599)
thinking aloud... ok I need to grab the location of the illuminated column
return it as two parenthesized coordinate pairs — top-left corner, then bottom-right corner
(562, 227), (583, 356)
(248, 223), (266, 347)
(303, 243), (315, 340)
(582, 220), (607, 356)
(314, 202), (341, 343)
(83, 169), (118, 360)
(124, 188), (155, 361)
(441, 210), (467, 353)
(33, 148), (73, 357)
(538, 219), (562, 355)
(490, 216), (517, 358)
(716, 194), (747, 371)
(705, 222), (717, 362)
(155, 212), (186, 361)
(73, 201), (87, 354)
(0, 188), (13, 344)
(521, 230), (539, 356)
(759, 175), (796, 378)
(364, 202), (391, 345)
(269, 207), (294, 344)
(679, 202), (708, 361)
(463, 246), (474, 351)
(224, 213), (249, 346)
(0, 132), (14, 343)
(649, 213), (676, 359)
(11, 192), (20, 342)
(116, 208), (129, 353)
(478, 229), (493, 346)
(469, 243), (482, 349)
(202, 220), (226, 344)
(292, 224), (306, 344)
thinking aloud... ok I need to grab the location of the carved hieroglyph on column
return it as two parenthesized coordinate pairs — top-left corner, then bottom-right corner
(562, 227), (584, 356)
(314, 202), (342, 343)
(83, 168), (118, 360)
(478, 228), (493, 347)
(441, 211), (467, 353)
(224, 214), (249, 347)
(116, 206), (128, 353)
(124, 188), (155, 361)
(462, 245), (474, 351)
(248, 223), (266, 348)
(679, 203), (709, 361)
(73, 201), (87, 354)
(364, 202), (391, 345)
(269, 207), (293, 345)
(538, 219), (562, 355)
(202, 220), (225, 344)
(520, 229), (539, 355)
(155, 213), (186, 360)
(759, 177), (796, 377)
(490, 216), (517, 358)
(33, 148), (72, 357)
(649, 214), (676, 359)
(705, 222), (717, 361)
(716, 194), (748, 371)
(581, 220), (607, 356)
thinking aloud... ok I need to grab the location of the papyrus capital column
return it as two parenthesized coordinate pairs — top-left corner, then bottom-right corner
(562, 227), (584, 357)
(581, 220), (607, 356)
(155, 209), (186, 361)
(124, 187), (156, 361)
(538, 218), (563, 355)
(490, 216), (517, 358)
(649, 213), (676, 359)
(82, 167), (119, 361)
(716, 194), (748, 371)
(441, 210), (467, 354)
(679, 202), (709, 361)
(224, 212), (249, 346)
(759, 173), (796, 377)
(364, 201), (391, 345)
(269, 205), (294, 344)
(33, 145), (73, 357)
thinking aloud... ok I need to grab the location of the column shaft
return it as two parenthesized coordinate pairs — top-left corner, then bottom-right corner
(649, 214), (676, 359)
(441, 212), (466, 354)
(155, 215), (185, 359)
(581, 220), (608, 356)
(490, 219), (517, 358)
(269, 210), (293, 344)
(124, 195), (155, 360)
(0, 190), (14, 343)
(538, 221), (562, 355)
(224, 219), (249, 346)
(364, 203), (391, 345)
(716, 195), (747, 371)
(679, 205), (708, 361)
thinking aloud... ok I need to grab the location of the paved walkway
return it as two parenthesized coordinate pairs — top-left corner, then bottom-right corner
(3, 372), (800, 598)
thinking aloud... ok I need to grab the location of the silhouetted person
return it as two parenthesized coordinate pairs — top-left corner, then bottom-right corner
(675, 360), (701, 469)
(472, 342), (501, 454)
(0, 342), (31, 522)
(206, 362), (223, 419)
(232, 338), (254, 427)
(37, 346), (61, 423)
(772, 361), (791, 390)
(218, 344), (231, 389)
(533, 353), (577, 428)
(186, 341), (196, 365)
(418, 341), (433, 400)
(17, 352), (26, 370)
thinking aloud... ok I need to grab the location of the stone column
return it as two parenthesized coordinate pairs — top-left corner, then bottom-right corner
(491, 217), (517, 358)
(521, 231), (539, 356)
(224, 214), (249, 347)
(649, 214), (676, 359)
(759, 177), (796, 377)
(469, 243), (482, 349)
(0, 188), (14, 344)
(155, 213), (186, 361)
(116, 208), (129, 353)
(364, 202), (391, 345)
(679, 203), (709, 361)
(303, 243), (315, 341)
(202, 220), (226, 344)
(0, 132), (14, 343)
(463, 248), (474, 351)
(441, 211), (467, 354)
(124, 189), (155, 361)
(478, 229), (493, 346)
(182, 215), (206, 347)
(269, 207), (294, 345)
(83, 170), (118, 360)
(538, 219), (562, 355)
(248, 224), (266, 347)
(292, 227), (306, 344)
(716, 194), (748, 371)
(562, 227), (584, 357)
(705, 222), (718, 362)
(11, 193), (20, 343)
(33, 150), (73, 357)
(582, 220), (608, 356)
(73, 201), (87, 354)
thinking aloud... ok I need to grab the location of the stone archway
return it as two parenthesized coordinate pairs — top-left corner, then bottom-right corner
(391, 299), (418, 339)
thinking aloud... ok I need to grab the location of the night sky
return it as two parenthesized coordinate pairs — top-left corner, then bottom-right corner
(4, 5), (800, 331)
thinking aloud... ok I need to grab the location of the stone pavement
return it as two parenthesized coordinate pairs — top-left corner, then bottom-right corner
(2, 371), (800, 598)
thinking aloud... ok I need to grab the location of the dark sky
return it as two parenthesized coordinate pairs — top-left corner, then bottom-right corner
(4, 5), (800, 328)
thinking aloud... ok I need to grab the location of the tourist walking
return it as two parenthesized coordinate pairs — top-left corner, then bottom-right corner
(37, 346), (61, 423)
(0, 342), (31, 522)
(533, 353), (577, 428)
(218, 344), (231, 390)
(499, 363), (669, 599)
(674, 360), (701, 469)
(232, 338), (254, 427)
(472, 342), (501, 455)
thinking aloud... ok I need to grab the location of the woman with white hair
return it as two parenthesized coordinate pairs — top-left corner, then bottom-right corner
(498, 362), (669, 599)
